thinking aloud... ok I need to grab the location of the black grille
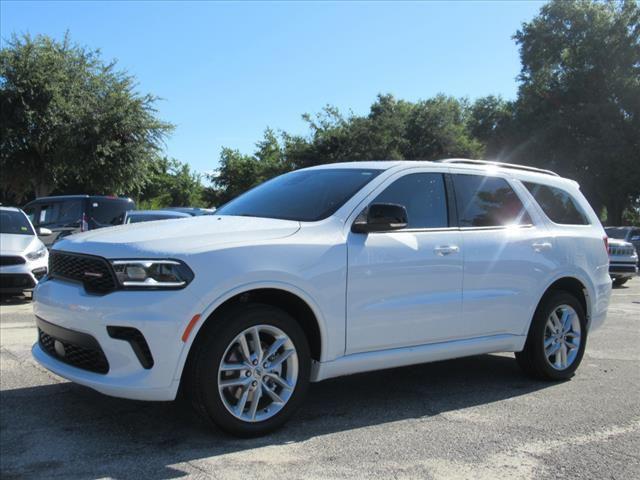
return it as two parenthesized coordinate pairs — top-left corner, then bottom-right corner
(38, 327), (109, 374)
(0, 255), (26, 266)
(49, 251), (117, 293)
(0, 273), (35, 289)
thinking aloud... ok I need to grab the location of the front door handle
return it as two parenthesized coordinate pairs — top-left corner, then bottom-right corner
(532, 241), (552, 252)
(434, 245), (460, 256)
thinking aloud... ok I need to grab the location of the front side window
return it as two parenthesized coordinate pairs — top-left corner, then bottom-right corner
(372, 173), (448, 229)
(0, 210), (35, 235)
(216, 168), (382, 222)
(38, 201), (82, 226)
(453, 174), (531, 228)
(523, 182), (589, 225)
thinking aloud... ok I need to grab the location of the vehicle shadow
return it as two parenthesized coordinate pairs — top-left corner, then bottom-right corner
(0, 354), (554, 480)
(0, 293), (31, 306)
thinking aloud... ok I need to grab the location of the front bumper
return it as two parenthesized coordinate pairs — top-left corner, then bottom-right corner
(0, 256), (48, 293)
(609, 262), (638, 280)
(32, 277), (201, 401)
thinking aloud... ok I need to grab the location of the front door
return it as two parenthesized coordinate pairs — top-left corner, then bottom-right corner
(346, 171), (464, 354)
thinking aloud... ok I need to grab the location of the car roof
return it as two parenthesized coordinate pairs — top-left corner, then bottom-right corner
(0, 206), (22, 213)
(26, 195), (134, 203)
(303, 159), (579, 186)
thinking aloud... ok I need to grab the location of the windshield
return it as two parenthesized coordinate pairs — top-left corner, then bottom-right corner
(216, 168), (382, 221)
(0, 210), (35, 235)
(605, 228), (628, 240)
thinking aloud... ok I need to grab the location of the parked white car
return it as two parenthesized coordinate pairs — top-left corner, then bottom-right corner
(0, 207), (50, 295)
(32, 160), (612, 436)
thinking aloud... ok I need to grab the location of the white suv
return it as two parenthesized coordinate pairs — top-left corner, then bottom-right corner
(32, 159), (612, 436)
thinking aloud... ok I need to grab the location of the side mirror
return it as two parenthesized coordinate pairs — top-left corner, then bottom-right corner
(352, 203), (408, 233)
(37, 227), (52, 236)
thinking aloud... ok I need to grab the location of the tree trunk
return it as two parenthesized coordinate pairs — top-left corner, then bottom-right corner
(33, 179), (52, 198)
(605, 200), (624, 226)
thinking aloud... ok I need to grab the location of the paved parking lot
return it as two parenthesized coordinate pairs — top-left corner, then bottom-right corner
(1, 279), (639, 479)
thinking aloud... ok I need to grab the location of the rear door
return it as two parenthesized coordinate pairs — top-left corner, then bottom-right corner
(346, 169), (464, 354)
(451, 173), (555, 338)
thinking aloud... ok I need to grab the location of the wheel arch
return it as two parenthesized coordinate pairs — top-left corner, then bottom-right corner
(176, 283), (326, 385)
(533, 276), (591, 331)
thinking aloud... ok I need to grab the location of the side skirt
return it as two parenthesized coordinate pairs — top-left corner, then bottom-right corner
(310, 334), (526, 382)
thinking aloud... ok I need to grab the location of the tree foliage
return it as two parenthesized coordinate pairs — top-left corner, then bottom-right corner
(502, 0), (640, 223)
(0, 33), (173, 202)
(137, 157), (204, 209)
(208, 95), (484, 204)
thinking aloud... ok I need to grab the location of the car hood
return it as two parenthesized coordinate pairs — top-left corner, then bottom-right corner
(0, 233), (41, 256)
(52, 215), (301, 258)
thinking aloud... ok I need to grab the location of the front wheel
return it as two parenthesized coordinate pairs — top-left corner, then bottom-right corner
(185, 304), (310, 437)
(516, 291), (587, 381)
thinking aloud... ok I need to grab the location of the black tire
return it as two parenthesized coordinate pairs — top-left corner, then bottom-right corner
(516, 291), (587, 381)
(612, 278), (628, 287)
(185, 303), (310, 437)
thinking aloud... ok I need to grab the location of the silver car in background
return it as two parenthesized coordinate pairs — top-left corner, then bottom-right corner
(607, 237), (638, 287)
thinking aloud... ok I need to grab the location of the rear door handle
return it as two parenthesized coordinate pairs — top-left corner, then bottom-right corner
(434, 245), (460, 256)
(532, 241), (552, 252)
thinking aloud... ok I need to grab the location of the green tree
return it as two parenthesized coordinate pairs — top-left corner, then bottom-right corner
(210, 94), (485, 203)
(0, 33), (172, 202)
(138, 157), (205, 209)
(208, 129), (292, 205)
(506, 0), (640, 223)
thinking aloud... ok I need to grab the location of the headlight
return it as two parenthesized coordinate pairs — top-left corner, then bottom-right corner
(111, 260), (194, 288)
(26, 246), (47, 261)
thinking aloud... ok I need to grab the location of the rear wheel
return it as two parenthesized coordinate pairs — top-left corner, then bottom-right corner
(516, 291), (587, 381)
(185, 304), (310, 437)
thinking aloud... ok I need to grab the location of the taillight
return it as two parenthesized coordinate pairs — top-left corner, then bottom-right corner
(81, 213), (89, 232)
(603, 236), (609, 254)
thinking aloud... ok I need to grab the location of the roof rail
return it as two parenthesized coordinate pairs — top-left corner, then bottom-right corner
(439, 159), (560, 177)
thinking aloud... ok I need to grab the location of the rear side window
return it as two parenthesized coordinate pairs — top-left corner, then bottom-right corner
(90, 200), (133, 227)
(453, 174), (531, 228)
(523, 182), (589, 225)
(372, 173), (448, 229)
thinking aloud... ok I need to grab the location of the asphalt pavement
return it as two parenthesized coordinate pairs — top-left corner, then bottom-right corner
(1, 279), (639, 479)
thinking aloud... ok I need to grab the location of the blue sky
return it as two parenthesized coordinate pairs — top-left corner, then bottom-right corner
(1, 0), (544, 175)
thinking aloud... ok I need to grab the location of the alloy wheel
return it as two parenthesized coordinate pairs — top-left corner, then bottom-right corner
(543, 304), (582, 370)
(217, 324), (299, 422)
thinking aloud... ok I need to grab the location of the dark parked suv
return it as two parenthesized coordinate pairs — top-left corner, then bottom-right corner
(23, 195), (135, 247)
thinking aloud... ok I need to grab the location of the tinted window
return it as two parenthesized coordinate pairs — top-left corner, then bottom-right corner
(605, 228), (628, 240)
(38, 201), (83, 226)
(0, 210), (34, 235)
(90, 200), (133, 227)
(216, 169), (382, 222)
(126, 214), (184, 223)
(372, 173), (448, 229)
(523, 182), (589, 225)
(453, 175), (531, 227)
